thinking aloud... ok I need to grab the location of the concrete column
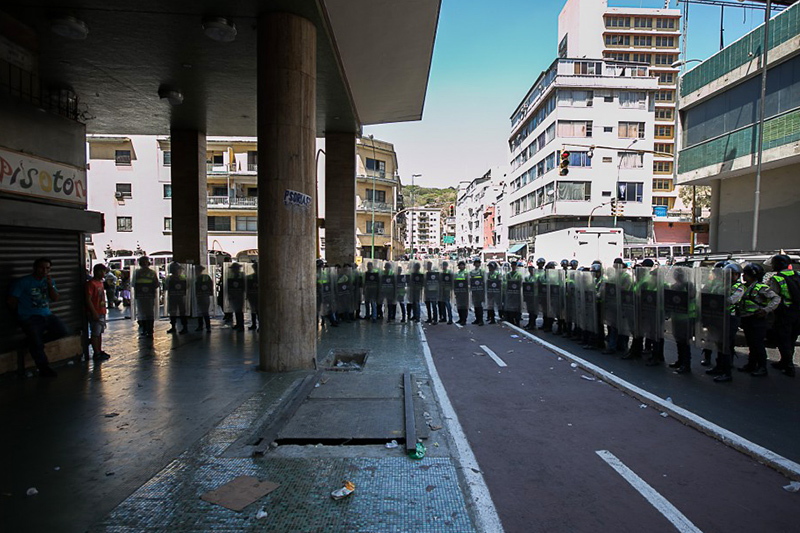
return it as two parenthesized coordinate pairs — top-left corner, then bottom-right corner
(257, 12), (316, 372)
(324, 132), (356, 265)
(709, 178), (721, 252)
(170, 129), (208, 266)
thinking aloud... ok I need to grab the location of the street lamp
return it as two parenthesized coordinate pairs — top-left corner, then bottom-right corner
(410, 174), (421, 259)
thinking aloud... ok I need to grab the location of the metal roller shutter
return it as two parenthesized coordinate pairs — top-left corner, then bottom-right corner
(0, 227), (85, 354)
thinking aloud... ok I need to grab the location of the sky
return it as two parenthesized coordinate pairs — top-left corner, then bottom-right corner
(362, 0), (777, 189)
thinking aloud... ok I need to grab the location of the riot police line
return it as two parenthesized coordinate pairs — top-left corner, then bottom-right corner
(315, 255), (799, 380)
(128, 256), (259, 335)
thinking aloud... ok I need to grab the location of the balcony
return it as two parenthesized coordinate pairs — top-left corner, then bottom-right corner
(357, 200), (393, 213)
(207, 196), (258, 208)
(206, 163), (233, 174)
(357, 170), (399, 185)
(231, 163), (258, 174)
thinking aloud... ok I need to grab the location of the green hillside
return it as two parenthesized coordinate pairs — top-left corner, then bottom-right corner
(402, 185), (457, 209)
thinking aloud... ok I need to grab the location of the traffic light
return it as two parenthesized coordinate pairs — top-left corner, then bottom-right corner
(559, 150), (570, 176)
(611, 199), (625, 217)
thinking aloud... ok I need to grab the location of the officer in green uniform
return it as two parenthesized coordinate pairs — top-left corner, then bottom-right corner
(166, 262), (189, 334)
(768, 254), (800, 377)
(737, 263), (780, 376)
(133, 256), (158, 337)
(453, 261), (470, 325)
(194, 265), (214, 332)
(708, 262), (745, 382)
(485, 262), (502, 324)
(439, 261), (454, 325)
(504, 261), (523, 326)
(469, 259), (485, 326)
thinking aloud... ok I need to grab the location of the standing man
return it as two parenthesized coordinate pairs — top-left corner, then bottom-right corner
(133, 256), (158, 337)
(504, 261), (523, 327)
(439, 261), (454, 325)
(768, 254), (800, 377)
(453, 261), (470, 325)
(424, 261), (440, 325)
(225, 262), (246, 331)
(86, 263), (110, 361)
(194, 265), (214, 332)
(523, 265), (537, 330)
(485, 262), (502, 325)
(409, 263), (424, 323)
(8, 257), (69, 377)
(246, 263), (260, 331)
(737, 263), (780, 376)
(166, 262), (189, 334)
(469, 258), (485, 326)
(708, 262), (745, 383)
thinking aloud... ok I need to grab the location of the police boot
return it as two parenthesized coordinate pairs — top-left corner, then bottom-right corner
(195, 318), (204, 332)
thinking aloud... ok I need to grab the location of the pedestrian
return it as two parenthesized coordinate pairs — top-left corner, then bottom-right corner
(8, 257), (69, 377)
(767, 254), (800, 377)
(246, 263), (259, 331)
(194, 265), (213, 332)
(133, 256), (158, 337)
(737, 262), (780, 376)
(86, 263), (111, 361)
(226, 262), (246, 331)
(104, 267), (119, 308)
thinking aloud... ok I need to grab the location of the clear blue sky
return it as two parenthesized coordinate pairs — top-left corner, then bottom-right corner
(363, 0), (777, 189)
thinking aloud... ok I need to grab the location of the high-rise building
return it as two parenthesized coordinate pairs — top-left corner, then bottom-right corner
(559, 0), (683, 215)
(406, 207), (442, 256)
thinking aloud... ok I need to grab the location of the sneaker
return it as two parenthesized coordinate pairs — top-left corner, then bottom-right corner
(331, 481), (355, 500)
(39, 366), (58, 378)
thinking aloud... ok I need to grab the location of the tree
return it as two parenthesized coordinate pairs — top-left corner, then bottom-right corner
(678, 185), (711, 212)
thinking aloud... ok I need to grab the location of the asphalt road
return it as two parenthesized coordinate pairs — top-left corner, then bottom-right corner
(423, 316), (800, 533)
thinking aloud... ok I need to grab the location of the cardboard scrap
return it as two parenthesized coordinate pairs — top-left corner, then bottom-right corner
(200, 476), (280, 512)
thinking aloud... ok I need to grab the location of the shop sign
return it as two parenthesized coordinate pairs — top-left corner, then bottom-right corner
(0, 147), (87, 207)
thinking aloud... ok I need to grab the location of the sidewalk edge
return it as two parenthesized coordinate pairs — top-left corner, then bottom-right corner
(503, 321), (800, 481)
(417, 323), (505, 533)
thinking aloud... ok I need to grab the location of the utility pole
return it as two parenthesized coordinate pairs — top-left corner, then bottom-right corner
(752, 0), (772, 251)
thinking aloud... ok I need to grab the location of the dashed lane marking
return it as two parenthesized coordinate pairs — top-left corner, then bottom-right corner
(596, 450), (702, 533)
(479, 345), (508, 368)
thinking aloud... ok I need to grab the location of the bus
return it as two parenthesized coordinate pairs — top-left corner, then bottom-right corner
(623, 243), (708, 263)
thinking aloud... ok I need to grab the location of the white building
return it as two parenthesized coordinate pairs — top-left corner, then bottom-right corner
(506, 56), (659, 254)
(406, 207), (442, 255)
(455, 167), (506, 257)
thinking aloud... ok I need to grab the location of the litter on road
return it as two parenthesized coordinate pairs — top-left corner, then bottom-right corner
(385, 440), (399, 449)
(409, 443), (426, 460)
(331, 481), (355, 500)
(783, 481), (800, 493)
(570, 363), (578, 369)
(639, 404), (648, 409)
(256, 508), (269, 519)
(580, 375), (596, 381)
(660, 412), (669, 418)
(26, 488), (38, 497)
(510, 335), (520, 338)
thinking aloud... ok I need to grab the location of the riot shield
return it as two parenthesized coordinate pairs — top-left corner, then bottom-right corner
(380, 262), (398, 305)
(635, 267), (663, 341)
(469, 268), (485, 308)
(424, 261), (441, 303)
(396, 262), (409, 307)
(578, 271), (598, 335)
(504, 269), (523, 313)
(362, 262), (380, 304)
(547, 269), (564, 319)
(223, 262), (247, 314)
(440, 263), (455, 306)
(565, 270), (578, 331)
(245, 263), (259, 315)
(407, 263), (424, 304)
(660, 266), (694, 346)
(534, 269), (548, 316)
(523, 271), (537, 318)
(353, 264), (364, 314)
(618, 268), (636, 338)
(335, 265), (355, 316)
(453, 268), (470, 309)
(695, 266), (731, 354)
(130, 265), (159, 322)
(485, 269), (502, 310)
(192, 265), (216, 317)
(165, 262), (193, 319)
(602, 267), (621, 334)
(316, 266), (334, 318)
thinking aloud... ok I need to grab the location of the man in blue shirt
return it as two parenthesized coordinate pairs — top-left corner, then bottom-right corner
(8, 257), (69, 377)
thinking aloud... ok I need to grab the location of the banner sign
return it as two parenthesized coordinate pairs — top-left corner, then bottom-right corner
(284, 189), (312, 210)
(0, 147), (87, 207)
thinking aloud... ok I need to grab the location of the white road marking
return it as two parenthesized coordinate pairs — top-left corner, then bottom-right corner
(502, 320), (800, 480)
(417, 324), (505, 532)
(596, 450), (702, 533)
(479, 345), (507, 367)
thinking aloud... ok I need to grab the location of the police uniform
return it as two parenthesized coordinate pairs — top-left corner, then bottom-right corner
(768, 266), (800, 377)
(737, 271), (780, 376)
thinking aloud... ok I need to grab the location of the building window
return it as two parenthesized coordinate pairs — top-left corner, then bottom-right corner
(617, 182), (644, 202)
(115, 150), (131, 166)
(656, 18), (676, 30)
(566, 151), (592, 167)
(164, 217), (172, 231)
(365, 189), (386, 203)
(655, 125), (674, 138)
(656, 36), (675, 48)
(654, 161), (673, 174)
(655, 90), (675, 103)
(163, 184), (172, 198)
(236, 216), (257, 231)
(163, 150), (171, 166)
(558, 89), (593, 107)
(631, 53), (651, 64)
(654, 54), (677, 66)
(572, 61), (602, 75)
(602, 156), (613, 163)
(603, 126), (613, 133)
(634, 17), (653, 29)
(618, 152), (644, 169)
(653, 197), (673, 208)
(366, 221), (385, 235)
(619, 91), (646, 109)
(366, 158), (386, 174)
(557, 120), (592, 137)
(117, 216), (133, 232)
(558, 34), (568, 58)
(557, 181), (591, 201)
(658, 72), (675, 84)
(653, 178), (673, 191)
(654, 143), (674, 155)
(655, 108), (674, 121)
(208, 216), (231, 231)
(115, 183), (132, 198)
(605, 34), (630, 46)
(605, 16), (631, 28)
(618, 122), (646, 139)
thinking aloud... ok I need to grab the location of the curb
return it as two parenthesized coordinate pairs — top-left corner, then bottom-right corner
(502, 321), (800, 481)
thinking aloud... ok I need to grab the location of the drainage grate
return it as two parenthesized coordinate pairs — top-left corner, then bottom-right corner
(326, 349), (368, 371)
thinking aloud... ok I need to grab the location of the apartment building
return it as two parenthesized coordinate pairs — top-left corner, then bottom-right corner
(455, 167), (506, 257)
(406, 207), (442, 255)
(506, 57), (659, 252)
(355, 136), (403, 260)
(677, 1), (800, 251)
(558, 0), (683, 217)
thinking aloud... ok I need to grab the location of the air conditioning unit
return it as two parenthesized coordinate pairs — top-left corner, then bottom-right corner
(114, 191), (123, 198)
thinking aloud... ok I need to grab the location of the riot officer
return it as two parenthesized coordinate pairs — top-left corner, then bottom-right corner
(523, 265), (537, 330)
(439, 261), (454, 325)
(737, 263), (780, 376)
(485, 262), (502, 324)
(424, 261), (440, 324)
(701, 261), (729, 367)
(470, 258), (485, 326)
(535, 258), (548, 331)
(133, 256), (158, 337)
(396, 265), (408, 323)
(409, 262), (424, 322)
(246, 263), (259, 331)
(768, 254), (800, 377)
(166, 262), (189, 334)
(665, 267), (695, 374)
(316, 260), (338, 328)
(504, 261), (523, 326)
(381, 262), (397, 322)
(194, 265), (214, 332)
(708, 262), (745, 383)
(454, 261), (470, 325)
(227, 262), (246, 331)
(543, 261), (558, 332)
